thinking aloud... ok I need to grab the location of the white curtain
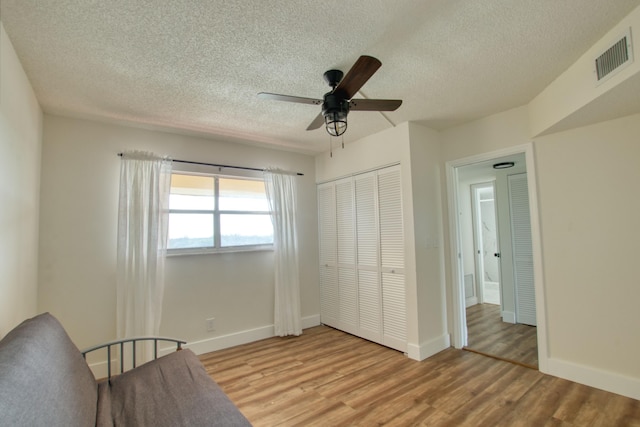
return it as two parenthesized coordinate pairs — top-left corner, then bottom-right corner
(264, 170), (302, 336)
(116, 151), (172, 357)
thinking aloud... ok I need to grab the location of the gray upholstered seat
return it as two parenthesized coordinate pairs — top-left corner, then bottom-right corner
(0, 313), (251, 426)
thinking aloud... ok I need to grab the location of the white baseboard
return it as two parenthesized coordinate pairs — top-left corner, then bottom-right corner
(546, 357), (640, 401)
(184, 324), (275, 356)
(501, 310), (516, 324)
(183, 314), (321, 356)
(87, 314), (322, 378)
(407, 333), (451, 361)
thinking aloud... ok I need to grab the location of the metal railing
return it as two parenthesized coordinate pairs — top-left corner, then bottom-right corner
(82, 337), (186, 380)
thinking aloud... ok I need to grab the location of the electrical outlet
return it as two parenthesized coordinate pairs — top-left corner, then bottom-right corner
(206, 318), (215, 331)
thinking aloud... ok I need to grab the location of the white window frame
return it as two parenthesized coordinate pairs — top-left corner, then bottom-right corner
(167, 166), (273, 256)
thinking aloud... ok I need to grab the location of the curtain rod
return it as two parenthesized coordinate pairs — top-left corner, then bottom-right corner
(117, 153), (303, 176)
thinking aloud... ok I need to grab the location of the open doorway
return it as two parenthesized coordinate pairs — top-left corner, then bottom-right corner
(449, 148), (543, 369)
(471, 182), (500, 306)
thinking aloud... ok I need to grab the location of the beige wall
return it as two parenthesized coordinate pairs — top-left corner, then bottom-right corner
(38, 115), (319, 351)
(0, 23), (43, 336)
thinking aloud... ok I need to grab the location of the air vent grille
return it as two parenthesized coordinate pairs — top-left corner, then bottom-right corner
(595, 28), (633, 83)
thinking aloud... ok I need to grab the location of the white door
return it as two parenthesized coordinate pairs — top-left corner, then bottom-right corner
(508, 173), (536, 326)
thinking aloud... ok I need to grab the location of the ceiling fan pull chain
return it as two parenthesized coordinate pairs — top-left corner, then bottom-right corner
(341, 134), (344, 149)
(329, 135), (333, 158)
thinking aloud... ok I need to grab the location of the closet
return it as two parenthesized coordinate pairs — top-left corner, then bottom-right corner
(317, 164), (406, 352)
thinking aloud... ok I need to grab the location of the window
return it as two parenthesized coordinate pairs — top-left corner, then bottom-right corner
(168, 173), (273, 253)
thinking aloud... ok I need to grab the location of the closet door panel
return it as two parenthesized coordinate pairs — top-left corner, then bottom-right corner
(378, 165), (407, 350)
(335, 178), (355, 265)
(338, 267), (358, 335)
(358, 269), (382, 343)
(320, 266), (338, 327)
(378, 166), (404, 270)
(335, 177), (358, 333)
(317, 183), (338, 327)
(355, 173), (378, 267)
(508, 173), (536, 326)
(382, 271), (407, 351)
(318, 184), (337, 267)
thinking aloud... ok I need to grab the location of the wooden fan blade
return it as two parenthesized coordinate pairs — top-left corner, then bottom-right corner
(349, 99), (402, 111)
(333, 56), (382, 100)
(258, 92), (323, 105)
(306, 113), (325, 131)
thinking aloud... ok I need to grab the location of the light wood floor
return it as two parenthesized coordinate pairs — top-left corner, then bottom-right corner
(199, 325), (640, 426)
(465, 303), (538, 369)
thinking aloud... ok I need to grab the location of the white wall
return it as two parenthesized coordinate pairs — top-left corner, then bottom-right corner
(441, 106), (640, 399)
(0, 23), (43, 336)
(38, 115), (319, 353)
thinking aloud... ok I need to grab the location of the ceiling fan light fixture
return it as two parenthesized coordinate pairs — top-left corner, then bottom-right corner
(493, 161), (515, 169)
(324, 110), (347, 137)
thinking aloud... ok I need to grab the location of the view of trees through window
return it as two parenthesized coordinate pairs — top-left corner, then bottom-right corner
(168, 174), (273, 250)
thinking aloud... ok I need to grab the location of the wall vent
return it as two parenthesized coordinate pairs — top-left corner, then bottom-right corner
(594, 28), (634, 84)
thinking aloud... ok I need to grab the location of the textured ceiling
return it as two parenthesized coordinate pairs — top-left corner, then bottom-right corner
(2, 1), (639, 154)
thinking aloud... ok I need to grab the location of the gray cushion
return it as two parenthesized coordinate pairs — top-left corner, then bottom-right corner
(101, 349), (252, 427)
(96, 380), (114, 427)
(0, 313), (98, 426)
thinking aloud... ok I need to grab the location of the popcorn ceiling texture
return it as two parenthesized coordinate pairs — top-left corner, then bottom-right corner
(1, 0), (638, 153)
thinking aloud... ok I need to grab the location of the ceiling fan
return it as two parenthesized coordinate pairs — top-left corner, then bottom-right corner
(258, 55), (402, 137)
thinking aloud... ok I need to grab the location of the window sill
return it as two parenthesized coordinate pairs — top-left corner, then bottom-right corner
(166, 245), (274, 257)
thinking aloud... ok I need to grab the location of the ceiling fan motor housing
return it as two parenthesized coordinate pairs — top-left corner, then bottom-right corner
(322, 92), (350, 116)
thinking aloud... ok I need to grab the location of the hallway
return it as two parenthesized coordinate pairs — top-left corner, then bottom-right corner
(465, 303), (538, 369)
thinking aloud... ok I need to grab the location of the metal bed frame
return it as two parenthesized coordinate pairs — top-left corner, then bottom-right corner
(82, 337), (186, 380)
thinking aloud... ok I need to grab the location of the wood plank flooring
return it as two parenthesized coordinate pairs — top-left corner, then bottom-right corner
(466, 303), (538, 369)
(199, 325), (640, 426)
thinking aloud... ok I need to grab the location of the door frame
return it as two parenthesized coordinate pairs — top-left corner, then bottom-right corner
(445, 143), (548, 372)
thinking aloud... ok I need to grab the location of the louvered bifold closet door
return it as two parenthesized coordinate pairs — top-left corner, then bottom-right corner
(377, 165), (407, 352)
(335, 178), (358, 335)
(355, 172), (383, 344)
(317, 165), (407, 351)
(508, 173), (536, 326)
(318, 183), (338, 328)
